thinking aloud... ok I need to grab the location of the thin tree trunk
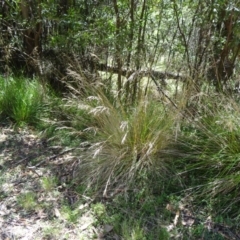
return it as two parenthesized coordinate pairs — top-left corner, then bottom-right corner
(113, 0), (122, 94)
(132, 0), (146, 103)
(125, 0), (135, 102)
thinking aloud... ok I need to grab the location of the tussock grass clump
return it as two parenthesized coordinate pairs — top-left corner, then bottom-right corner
(79, 94), (177, 194)
(0, 76), (44, 125)
(179, 93), (240, 216)
(66, 68), (179, 194)
(17, 191), (38, 212)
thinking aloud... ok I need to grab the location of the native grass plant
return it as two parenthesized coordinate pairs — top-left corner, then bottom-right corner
(103, 190), (171, 239)
(78, 93), (178, 195)
(17, 191), (38, 212)
(65, 67), (180, 194)
(0, 76), (45, 125)
(41, 176), (58, 192)
(61, 205), (81, 223)
(39, 96), (94, 149)
(120, 219), (146, 240)
(179, 92), (240, 216)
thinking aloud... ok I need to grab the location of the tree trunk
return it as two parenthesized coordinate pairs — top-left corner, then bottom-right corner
(209, 5), (240, 91)
(113, 0), (123, 94)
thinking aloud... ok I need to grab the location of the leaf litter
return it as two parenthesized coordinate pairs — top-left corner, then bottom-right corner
(0, 127), (102, 240)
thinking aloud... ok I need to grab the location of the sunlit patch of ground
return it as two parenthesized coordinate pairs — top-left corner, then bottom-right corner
(0, 127), (100, 240)
(1, 127), (239, 239)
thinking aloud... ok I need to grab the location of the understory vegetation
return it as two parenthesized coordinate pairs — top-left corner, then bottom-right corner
(1, 0), (240, 239)
(1, 74), (240, 239)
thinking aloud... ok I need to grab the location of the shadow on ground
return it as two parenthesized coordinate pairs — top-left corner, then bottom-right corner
(0, 127), (101, 240)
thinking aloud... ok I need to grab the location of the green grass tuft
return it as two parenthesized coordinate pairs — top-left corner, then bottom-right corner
(177, 93), (240, 217)
(17, 191), (38, 211)
(0, 76), (45, 125)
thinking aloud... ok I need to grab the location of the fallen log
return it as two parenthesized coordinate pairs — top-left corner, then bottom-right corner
(96, 63), (187, 82)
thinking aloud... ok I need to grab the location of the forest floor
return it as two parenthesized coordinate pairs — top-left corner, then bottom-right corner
(1, 126), (240, 240)
(0, 126), (111, 240)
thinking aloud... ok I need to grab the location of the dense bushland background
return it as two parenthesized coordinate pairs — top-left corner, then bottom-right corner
(1, 0), (240, 239)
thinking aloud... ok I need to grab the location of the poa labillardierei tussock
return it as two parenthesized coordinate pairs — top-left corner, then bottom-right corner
(178, 91), (240, 216)
(67, 68), (178, 195)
